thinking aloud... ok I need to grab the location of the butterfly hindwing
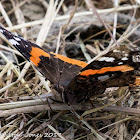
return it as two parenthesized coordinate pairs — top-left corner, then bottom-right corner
(64, 50), (140, 103)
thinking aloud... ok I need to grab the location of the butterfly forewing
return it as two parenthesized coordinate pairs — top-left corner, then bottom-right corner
(0, 25), (86, 91)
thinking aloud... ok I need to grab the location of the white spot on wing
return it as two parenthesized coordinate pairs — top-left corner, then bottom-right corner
(14, 37), (21, 41)
(106, 57), (115, 62)
(0, 29), (3, 33)
(121, 57), (128, 61)
(98, 57), (107, 61)
(98, 57), (115, 62)
(113, 49), (120, 52)
(118, 62), (123, 65)
(124, 53), (128, 57)
(9, 39), (20, 45)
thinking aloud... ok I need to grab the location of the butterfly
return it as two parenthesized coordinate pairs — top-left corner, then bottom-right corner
(0, 25), (140, 103)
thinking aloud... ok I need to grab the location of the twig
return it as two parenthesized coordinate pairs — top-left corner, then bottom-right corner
(0, 103), (140, 117)
(6, 5), (140, 31)
(108, 0), (119, 47)
(80, 39), (92, 62)
(85, 0), (119, 50)
(74, 111), (105, 140)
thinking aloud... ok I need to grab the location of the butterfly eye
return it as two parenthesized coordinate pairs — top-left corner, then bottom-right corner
(132, 55), (140, 62)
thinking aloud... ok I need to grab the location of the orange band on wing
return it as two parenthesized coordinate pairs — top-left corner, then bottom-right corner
(51, 52), (87, 68)
(30, 47), (50, 66)
(80, 65), (134, 76)
(133, 76), (140, 86)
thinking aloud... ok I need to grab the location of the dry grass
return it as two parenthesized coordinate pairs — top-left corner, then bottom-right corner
(0, 0), (140, 139)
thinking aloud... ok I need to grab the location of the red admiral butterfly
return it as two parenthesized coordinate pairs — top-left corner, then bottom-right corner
(0, 25), (140, 103)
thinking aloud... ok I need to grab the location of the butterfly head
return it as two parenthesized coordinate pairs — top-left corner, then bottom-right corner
(131, 51), (140, 63)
